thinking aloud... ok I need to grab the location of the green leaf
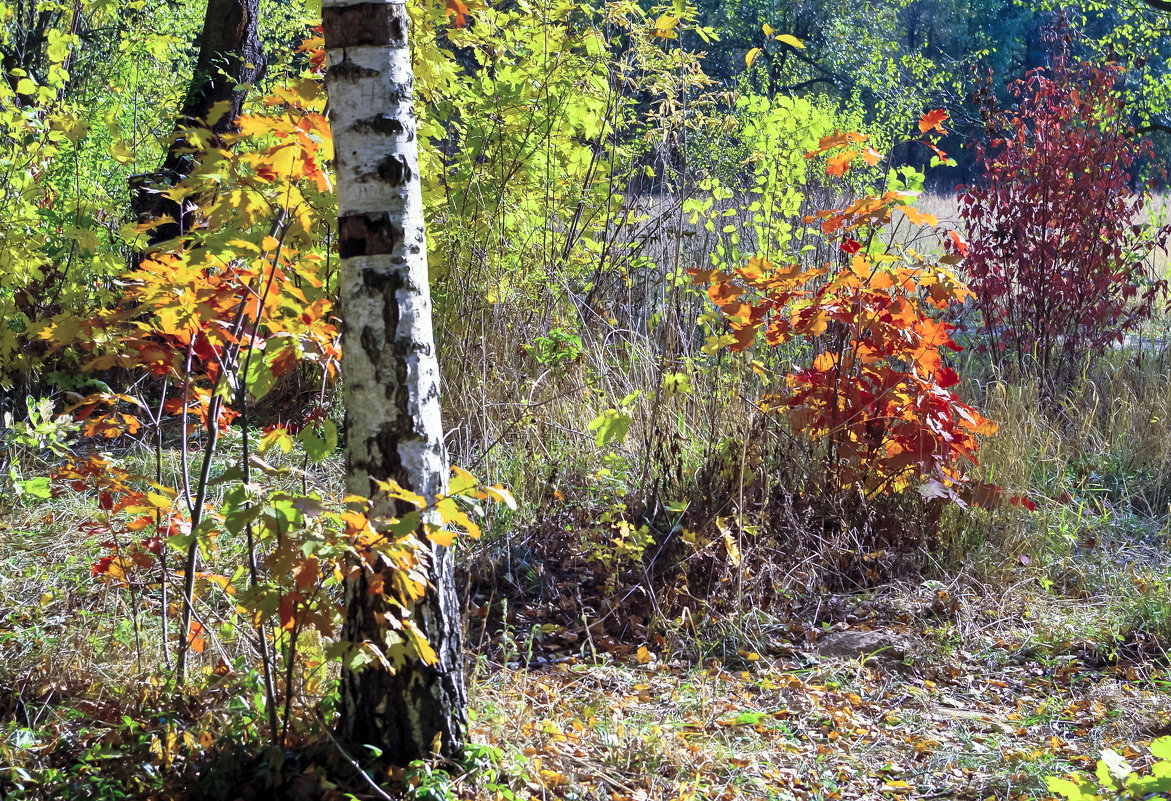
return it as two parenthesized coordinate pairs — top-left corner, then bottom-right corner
(298, 422), (337, 463)
(1044, 776), (1094, 801)
(244, 356), (276, 401)
(16, 476), (50, 499)
(1150, 737), (1171, 761)
(223, 503), (263, 536)
(587, 408), (632, 448)
(733, 711), (766, 725)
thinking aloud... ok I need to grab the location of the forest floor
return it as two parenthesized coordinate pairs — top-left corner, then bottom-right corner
(459, 571), (1171, 801)
(3, 477), (1171, 800)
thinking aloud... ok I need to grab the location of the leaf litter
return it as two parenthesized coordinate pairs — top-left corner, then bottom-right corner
(458, 578), (1171, 801)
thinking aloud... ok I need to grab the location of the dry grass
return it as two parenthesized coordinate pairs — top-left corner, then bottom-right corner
(948, 348), (1171, 574)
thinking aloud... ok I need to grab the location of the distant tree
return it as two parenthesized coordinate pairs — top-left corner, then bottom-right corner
(1051, 0), (1171, 150)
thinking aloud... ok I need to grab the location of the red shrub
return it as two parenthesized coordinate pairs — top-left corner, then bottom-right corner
(958, 34), (1169, 385)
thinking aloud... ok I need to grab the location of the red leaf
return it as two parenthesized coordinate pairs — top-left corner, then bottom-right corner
(278, 595), (297, 631)
(1009, 495), (1036, 512)
(840, 238), (862, 255)
(935, 366), (960, 388)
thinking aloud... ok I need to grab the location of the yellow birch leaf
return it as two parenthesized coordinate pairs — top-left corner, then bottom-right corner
(484, 484), (517, 510)
(717, 518), (741, 566)
(652, 14), (679, 38)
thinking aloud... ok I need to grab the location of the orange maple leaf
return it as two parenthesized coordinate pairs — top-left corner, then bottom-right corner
(445, 0), (469, 27)
(918, 109), (949, 134)
(826, 150), (857, 177)
(188, 621), (207, 654)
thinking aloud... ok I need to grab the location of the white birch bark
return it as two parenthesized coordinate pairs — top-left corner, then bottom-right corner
(324, 0), (465, 762)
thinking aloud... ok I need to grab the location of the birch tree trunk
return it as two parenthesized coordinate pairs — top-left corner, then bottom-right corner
(323, 0), (467, 764)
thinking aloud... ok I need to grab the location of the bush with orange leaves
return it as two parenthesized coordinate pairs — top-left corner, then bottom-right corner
(693, 113), (999, 509)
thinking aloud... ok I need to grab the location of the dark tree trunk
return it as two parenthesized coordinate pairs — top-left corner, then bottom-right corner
(324, 0), (466, 766)
(131, 0), (265, 247)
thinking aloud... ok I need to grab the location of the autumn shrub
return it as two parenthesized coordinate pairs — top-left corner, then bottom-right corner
(688, 114), (999, 590)
(958, 35), (1170, 387)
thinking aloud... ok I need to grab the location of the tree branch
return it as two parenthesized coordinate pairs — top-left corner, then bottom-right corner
(1138, 0), (1171, 13)
(1135, 121), (1171, 136)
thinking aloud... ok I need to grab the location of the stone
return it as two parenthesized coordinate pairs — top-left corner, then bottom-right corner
(815, 629), (913, 661)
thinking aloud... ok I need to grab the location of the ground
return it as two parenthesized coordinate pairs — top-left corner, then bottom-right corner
(460, 578), (1171, 801)
(4, 471), (1171, 800)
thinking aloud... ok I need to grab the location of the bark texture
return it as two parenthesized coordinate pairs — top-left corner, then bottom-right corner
(324, 0), (466, 764)
(131, 0), (265, 246)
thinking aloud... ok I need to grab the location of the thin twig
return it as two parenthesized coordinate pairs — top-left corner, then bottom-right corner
(317, 722), (396, 801)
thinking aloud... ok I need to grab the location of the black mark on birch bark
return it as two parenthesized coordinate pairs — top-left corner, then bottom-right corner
(339, 212), (403, 257)
(353, 114), (408, 137)
(328, 58), (380, 81)
(377, 154), (412, 185)
(323, 2), (408, 49)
